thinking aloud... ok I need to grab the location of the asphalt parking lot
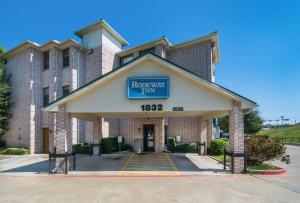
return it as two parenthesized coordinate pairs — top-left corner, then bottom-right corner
(0, 147), (300, 202)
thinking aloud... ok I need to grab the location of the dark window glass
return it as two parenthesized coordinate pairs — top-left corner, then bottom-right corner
(44, 51), (49, 70)
(120, 54), (134, 65)
(63, 49), (69, 67)
(139, 47), (155, 56)
(43, 87), (49, 106)
(62, 85), (70, 96)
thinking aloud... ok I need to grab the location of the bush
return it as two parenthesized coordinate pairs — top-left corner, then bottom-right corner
(167, 137), (197, 153)
(101, 137), (133, 153)
(245, 135), (290, 165)
(0, 148), (29, 155)
(121, 143), (132, 151)
(73, 143), (90, 154)
(208, 139), (229, 155)
(0, 139), (6, 148)
(175, 143), (198, 153)
(102, 137), (118, 153)
(167, 137), (176, 152)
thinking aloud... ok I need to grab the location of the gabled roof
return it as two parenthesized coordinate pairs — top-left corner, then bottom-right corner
(0, 39), (85, 59)
(74, 19), (128, 47)
(44, 53), (256, 112)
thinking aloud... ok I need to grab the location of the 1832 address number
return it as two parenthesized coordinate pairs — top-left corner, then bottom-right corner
(141, 104), (163, 111)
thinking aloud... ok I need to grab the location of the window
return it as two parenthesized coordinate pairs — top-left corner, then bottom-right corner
(62, 85), (70, 96)
(43, 87), (49, 106)
(120, 54), (134, 65)
(44, 51), (49, 70)
(139, 47), (156, 56)
(63, 49), (69, 67)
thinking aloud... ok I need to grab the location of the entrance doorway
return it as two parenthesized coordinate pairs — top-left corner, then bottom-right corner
(143, 124), (155, 152)
(43, 128), (49, 153)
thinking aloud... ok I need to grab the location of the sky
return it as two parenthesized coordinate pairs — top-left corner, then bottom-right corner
(1, 0), (299, 124)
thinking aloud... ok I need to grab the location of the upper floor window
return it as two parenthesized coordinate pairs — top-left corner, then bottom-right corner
(63, 49), (69, 67)
(62, 85), (70, 96)
(139, 47), (155, 56)
(43, 51), (49, 70)
(120, 54), (134, 65)
(43, 87), (49, 106)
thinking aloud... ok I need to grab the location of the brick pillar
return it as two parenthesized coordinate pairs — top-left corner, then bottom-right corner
(199, 117), (208, 154)
(229, 101), (245, 173)
(207, 119), (213, 148)
(92, 117), (103, 143)
(54, 104), (71, 172)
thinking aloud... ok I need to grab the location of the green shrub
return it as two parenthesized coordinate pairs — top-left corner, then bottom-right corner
(0, 140), (6, 148)
(0, 148), (29, 155)
(167, 137), (176, 152)
(208, 139), (229, 155)
(102, 137), (118, 153)
(121, 143), (132, 151)
(175, 143), (198, 153)
(73, 143), (90, 154)
(245, 135), (290, 165)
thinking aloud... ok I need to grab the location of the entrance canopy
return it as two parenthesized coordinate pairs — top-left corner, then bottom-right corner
(43, 53), (256, 119)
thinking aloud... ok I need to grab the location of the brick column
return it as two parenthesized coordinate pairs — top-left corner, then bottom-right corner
(229, 101), (245, 173)
(199, 117), (208, 154)
(207, 118), (213, 148)
(54, 104), (71, 172)
(92, 117), (103, 143)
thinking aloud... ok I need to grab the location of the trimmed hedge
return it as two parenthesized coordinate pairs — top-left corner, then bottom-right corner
(167, 137), (197, 153)
(208, 138), (229, 155)
(102, 137), (133, 153)
(73, 143), (90, 154)
(0, 148), (29, 155)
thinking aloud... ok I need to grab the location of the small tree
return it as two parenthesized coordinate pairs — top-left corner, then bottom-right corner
(0, 47), (11, 144)
(219, 108), (263, 134)
(245, 135), (290, 165)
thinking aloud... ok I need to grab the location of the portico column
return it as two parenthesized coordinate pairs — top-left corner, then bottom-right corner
(207, 119), (213, 148)
(199, 117), (208, 154)
(229, 101), (245, 173)
(54, 104), (72, 172)
(92, 117), (103, 144)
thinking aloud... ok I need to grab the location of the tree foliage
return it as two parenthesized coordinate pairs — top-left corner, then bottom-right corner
(0, 47), (11, 139)
(219, 108), (264, 134)
(245, 135), (290, 165)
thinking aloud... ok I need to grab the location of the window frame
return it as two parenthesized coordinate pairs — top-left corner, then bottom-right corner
(62, 48), (70, 67)
(62, 85), (70, 96)
(120, 54), (134, 65)
(139, 47), (156, 56)
(43, 87), (49, 106)
(43, 51), (49, 70)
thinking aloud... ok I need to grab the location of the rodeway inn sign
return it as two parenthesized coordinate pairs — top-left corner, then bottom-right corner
(127, 77), (169, 99)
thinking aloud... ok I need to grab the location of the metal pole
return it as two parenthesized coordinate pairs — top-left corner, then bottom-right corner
(48, 152), (51, 174)
(223, 149), (226, 171)
(65, 152), (68, 175)
(73, 153), (76, 170)
(231, 153), (234, 174)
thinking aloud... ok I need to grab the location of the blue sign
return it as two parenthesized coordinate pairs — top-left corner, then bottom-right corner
(127, 77), (169, 99)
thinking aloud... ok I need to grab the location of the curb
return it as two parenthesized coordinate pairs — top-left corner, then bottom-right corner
(248, 168), (287, 175)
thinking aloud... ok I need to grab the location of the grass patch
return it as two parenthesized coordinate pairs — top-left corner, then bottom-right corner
(259, 125), (300, 144)
(212, 155), (231, 163)
(247, 163), (278, 170)
(212, 155), (278, 171)
(0, 147), (29, 155)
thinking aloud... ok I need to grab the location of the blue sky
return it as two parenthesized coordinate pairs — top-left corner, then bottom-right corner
(1, 0), (299, 124)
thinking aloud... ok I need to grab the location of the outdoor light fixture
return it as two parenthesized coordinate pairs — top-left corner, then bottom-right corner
(88, 49), (94, 55)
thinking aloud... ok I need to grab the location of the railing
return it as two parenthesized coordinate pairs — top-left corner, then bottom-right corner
(48, 147), (76, 174)
(224, 149), (247, 174)
(270, 137), (300, 144)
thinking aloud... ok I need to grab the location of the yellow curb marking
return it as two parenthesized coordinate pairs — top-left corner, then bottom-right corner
(118, 153), (134, 175)
(165, 153), (181, 176)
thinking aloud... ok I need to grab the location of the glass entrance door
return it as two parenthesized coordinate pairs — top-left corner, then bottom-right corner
(143, 124), (155, 152)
